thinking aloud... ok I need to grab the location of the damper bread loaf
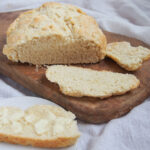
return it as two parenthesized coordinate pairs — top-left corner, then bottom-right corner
(3, 2), (106, 65)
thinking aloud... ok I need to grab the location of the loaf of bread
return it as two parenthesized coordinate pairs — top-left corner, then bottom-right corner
(106, 42), (150, 71)
(0, 105), (80, 148)
(3, 2), (106, 65)
(46, 65), (140, 99)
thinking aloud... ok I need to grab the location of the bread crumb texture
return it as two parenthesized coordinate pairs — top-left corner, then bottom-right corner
(46, 65), (140, 99)
(0, 105), (80, 148)
(3, 2), (106, 65)
(106, 42), (150, 71)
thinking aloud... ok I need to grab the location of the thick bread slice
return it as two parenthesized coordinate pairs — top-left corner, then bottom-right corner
(3, 2), (106, 65)
(0, 105), (80, 148)
(46, 65), (140, 99)
(106, 42), (150, 71)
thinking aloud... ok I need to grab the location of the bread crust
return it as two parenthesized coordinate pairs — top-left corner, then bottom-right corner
(0, 133), (79, 148)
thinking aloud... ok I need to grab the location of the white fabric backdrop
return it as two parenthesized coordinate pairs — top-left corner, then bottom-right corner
(0, 0), (150, 150)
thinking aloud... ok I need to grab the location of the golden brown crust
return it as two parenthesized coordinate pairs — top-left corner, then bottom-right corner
(0, 133), (79, 148)
(41, 2), (85, 15)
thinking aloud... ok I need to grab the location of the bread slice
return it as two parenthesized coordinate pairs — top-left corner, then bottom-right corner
(106, 42), (150, 71)
(46, 65), (140, 99)
(0, 105), (80, 148)
(3, 2), (106, 65)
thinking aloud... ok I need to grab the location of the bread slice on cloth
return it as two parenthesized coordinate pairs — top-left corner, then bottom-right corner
(3, 2), (106, 65)
(106, 42), (150, 71)
(0, 105), (80, 148)
(46, 65), (140, 99)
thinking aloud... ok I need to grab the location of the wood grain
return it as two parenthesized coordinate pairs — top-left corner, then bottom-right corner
(0, 11), (150, 123)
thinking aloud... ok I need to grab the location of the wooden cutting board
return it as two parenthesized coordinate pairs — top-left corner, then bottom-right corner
(0, 11), (150, 123)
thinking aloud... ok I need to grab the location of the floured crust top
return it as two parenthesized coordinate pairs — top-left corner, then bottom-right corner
(106, 42), (150, 71)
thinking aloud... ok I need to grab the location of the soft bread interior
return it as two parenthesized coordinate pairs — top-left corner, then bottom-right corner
(3, 35), (102, 65)
(46, 65), (140, 98)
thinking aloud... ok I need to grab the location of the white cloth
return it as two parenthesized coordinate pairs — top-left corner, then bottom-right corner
(0, 0), (150, 150)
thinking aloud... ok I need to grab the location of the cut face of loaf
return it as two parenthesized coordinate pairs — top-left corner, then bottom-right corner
(46, 65), (140, 99)
(106, 42), (150, 71)
(0, 105), (80, 148)
(3, 2), (106, 65)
